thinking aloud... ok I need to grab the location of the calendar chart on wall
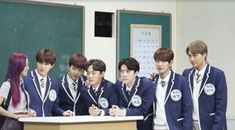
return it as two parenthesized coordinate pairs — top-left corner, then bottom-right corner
(116, 10), (171, 79)
(130, 24), (162, 78)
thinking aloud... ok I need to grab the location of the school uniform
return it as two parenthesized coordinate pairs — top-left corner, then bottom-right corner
(80, 79), (118, 115)
(182, 64), (227, 130)
(153, 70), (193, 130)
(0, 81), (29, 114)
(0, 81), (29, 130)
(53, 74), (88, 115)
(115, 76), (154, 130)
(24, 69), (58, 117)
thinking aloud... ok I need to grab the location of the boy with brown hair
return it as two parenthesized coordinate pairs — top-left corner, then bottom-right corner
(24, 48), (58, 117)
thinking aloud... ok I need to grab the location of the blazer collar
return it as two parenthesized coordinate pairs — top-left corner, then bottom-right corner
(189, 64), (211, 96)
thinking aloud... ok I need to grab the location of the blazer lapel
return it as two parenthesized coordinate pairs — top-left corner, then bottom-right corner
(43, 76), (52, 101)
(198, 64), (211, 96)
(164, 71), (175, 104)
(61, 75), (75, 101)
(127, 77), (140, 108)
(31, 70), (43, 101)
(188, 69), (195, 96)
(88, 87), (98, 105)
(153, 75), (159, 103)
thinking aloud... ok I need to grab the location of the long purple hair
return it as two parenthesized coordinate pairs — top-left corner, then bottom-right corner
(6, 52), (28, 107)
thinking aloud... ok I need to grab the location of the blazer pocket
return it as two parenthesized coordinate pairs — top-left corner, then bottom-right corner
(177, 118), (184, 122)
(144, 113), (153, 121)
(209, 113), (215, 116)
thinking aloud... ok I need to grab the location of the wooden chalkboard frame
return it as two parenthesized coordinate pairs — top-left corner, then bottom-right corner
(116, 10), (171, 79)
(0, 0), (84, 83)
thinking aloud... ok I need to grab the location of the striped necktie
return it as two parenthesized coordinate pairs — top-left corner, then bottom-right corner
(72, 81), (77, 91)
(40, 78), (45, 88)
(160, 80), (166, 87)
(93, 88), (98, 96)
(196, 73), (201, 83)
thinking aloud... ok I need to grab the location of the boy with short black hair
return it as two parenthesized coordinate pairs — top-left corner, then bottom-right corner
(109, 57), (154, 130)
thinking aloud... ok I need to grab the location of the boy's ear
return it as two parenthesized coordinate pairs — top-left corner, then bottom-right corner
(170, 60), (173, 67)
(135, 71), (138, 76)
(101, 71), (105, 77)
(50, 64), (55, 69)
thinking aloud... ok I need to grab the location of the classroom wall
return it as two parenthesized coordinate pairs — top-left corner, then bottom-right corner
(6, 0), (235, 127)
(29, 0), (177, 82)
(176, 0), (235, 118)
(29, 0), (235, 118)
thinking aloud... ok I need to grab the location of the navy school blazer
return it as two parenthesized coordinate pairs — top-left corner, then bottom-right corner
(80, 79), (118, 115)
(153, 70), (193, 130)
(53, 74), (88, 116)
(24, 70), (59, 117)
(115, 76), (155, 130)
(183, 64), (227, 130)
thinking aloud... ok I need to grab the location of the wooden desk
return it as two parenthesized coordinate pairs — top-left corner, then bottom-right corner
(19, 116), (143, 130)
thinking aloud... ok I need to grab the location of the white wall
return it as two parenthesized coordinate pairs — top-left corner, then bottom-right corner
(30, 0), (177, 82)
(176, 0), (235, 117)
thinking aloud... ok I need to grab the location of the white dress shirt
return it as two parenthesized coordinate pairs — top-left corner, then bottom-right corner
(192, 64), (207, 121)
(154, 71), (171, 129)
(35, 70), (47, 99)
(67, 74), (78, 99)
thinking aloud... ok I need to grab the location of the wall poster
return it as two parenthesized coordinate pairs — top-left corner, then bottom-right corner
(130, 24), (162, 78)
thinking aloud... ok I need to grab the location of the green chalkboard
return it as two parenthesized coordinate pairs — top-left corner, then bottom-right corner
(0, 1), (84, 83)
(116, 10), (171, 78)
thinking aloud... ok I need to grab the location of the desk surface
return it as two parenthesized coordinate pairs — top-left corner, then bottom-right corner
(19, 115), (143, 123)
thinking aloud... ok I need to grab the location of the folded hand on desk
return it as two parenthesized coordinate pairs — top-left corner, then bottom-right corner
(63, 110), (75, 116)
(15, 109), (36, 119)
(89, 104), (101, 116)
(109, 105), (125, 117)
(15, 113), (30, 119)
(27, 108), (36, 117)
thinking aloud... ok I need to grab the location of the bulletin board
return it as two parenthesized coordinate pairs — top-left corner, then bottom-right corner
(0, 0), (84, 83)
(116, 10), (171, 78)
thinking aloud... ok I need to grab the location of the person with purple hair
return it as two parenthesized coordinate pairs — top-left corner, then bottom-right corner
(0, 52), (34, 130)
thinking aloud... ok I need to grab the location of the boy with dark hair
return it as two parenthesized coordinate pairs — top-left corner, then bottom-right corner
(109, 57), (154, 130)
(54, 53), (88, 116)
(81, 59), (118, 116)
